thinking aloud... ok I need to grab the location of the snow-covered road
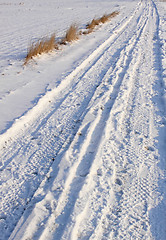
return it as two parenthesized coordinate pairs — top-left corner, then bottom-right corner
(0, 0), (166, 239)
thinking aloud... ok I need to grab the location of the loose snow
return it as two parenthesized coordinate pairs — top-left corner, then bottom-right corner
(0, 0), (166, 239)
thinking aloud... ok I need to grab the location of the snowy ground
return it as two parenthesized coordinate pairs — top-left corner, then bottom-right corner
(0, 0), (166, 239)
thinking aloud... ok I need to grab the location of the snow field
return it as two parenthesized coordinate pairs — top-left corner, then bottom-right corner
(0, 0), (166, 239)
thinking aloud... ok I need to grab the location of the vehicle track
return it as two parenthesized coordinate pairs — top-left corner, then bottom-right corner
(62, 1), (165, 239)
(1, 2), (144, 238)
(52, 1), (153, 239)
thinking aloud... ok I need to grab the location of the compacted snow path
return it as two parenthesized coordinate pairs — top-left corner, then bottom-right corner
(0, 0), (165, 239)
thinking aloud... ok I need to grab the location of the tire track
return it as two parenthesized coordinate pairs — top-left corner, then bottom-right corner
(63, 2), (153, 239)
(79, 1), (165, 239)
(7, 1), (153, 239)
(0, 2), (145, 240)
(1, 2), (144, 239)
(115, 1), (165, 238)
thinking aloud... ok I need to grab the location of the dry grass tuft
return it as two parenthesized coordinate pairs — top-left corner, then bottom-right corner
(61, 24), (79, 44)
(86, 18), (100, 31)
(25, 33), (58, 64)
(100, 14), (110, 24)
(85, 11), (119, 33)
(107, 11), (119, 18)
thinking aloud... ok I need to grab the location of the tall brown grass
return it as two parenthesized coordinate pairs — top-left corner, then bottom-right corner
(61, 24), (79, 44)
(25, 33), (58, 64)
(86, 18), (100, 31)
(24, 11), (119, 64)
(100, 14), (110, 24)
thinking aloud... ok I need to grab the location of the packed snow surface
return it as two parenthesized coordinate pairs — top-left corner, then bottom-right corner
(0, 0), (166, 239)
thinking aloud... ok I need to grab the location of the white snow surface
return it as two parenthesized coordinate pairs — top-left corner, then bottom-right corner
(0, 0), (166, 239)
